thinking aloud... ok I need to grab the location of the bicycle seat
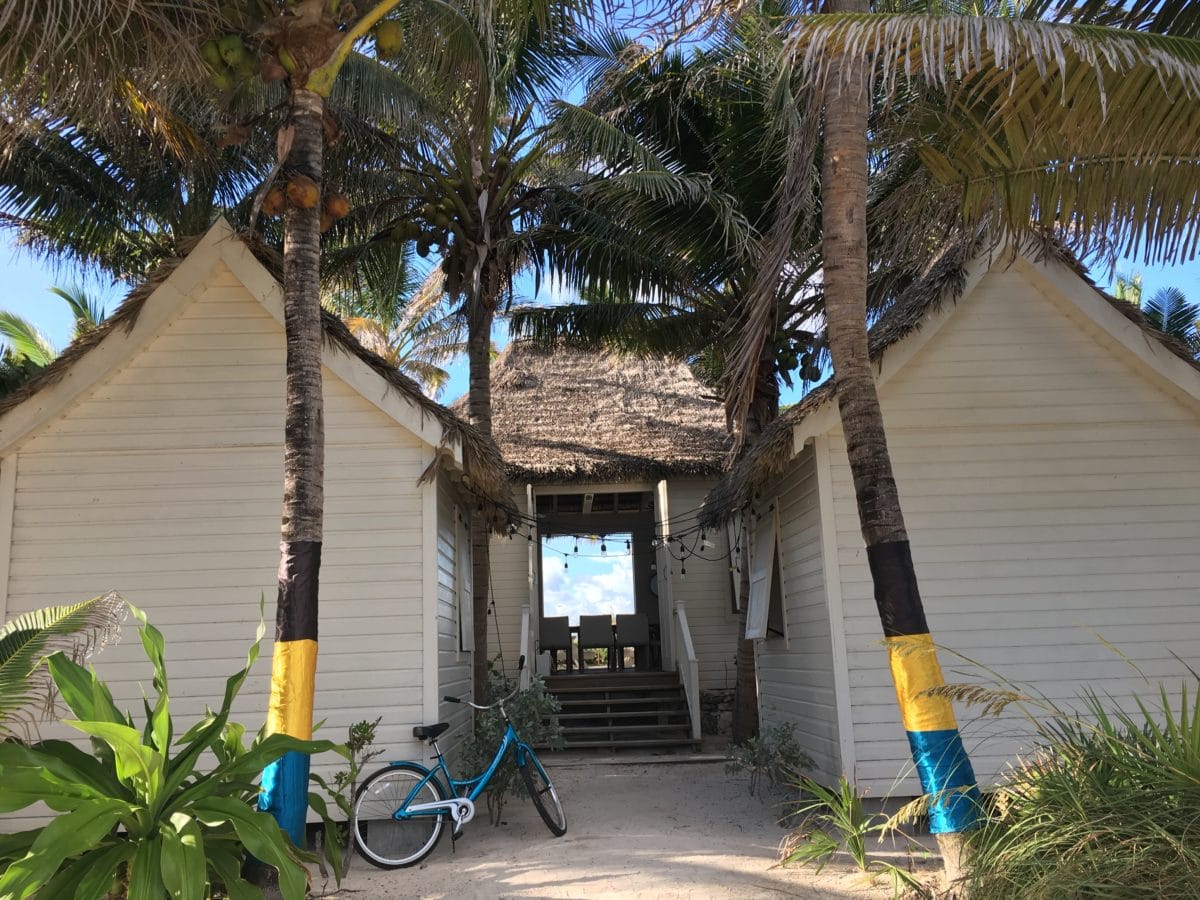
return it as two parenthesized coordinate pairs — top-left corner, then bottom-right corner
(413, 722), (450, 741)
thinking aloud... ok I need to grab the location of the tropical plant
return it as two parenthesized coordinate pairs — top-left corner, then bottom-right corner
(308, 716), (384, 877)
(780, 776), (929, 897)
(458, 663), (563, 824)
(0, 604), (341, 899)
(1141, 285), (1200, 357)
(0, 284), (113, 396)
(962, 682), (1200, 898)
(0, 592), (126, 740)
(724, 722), (813, 796)
(718, 0), (1200, 874)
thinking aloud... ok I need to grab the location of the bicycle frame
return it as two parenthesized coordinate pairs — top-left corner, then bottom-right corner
(392, 719), (534, 822)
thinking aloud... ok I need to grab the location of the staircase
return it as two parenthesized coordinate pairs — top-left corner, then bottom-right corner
(544, 670), (699, 751)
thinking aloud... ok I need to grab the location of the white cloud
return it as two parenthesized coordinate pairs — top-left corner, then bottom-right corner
(542, 556), (635, 624)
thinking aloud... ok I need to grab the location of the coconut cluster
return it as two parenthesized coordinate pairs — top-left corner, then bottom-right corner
(261, 177), (351, 232)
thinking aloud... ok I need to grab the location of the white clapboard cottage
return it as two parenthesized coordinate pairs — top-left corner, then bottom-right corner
(0, 219), (510, 828)
(703, 239), (1200, 796)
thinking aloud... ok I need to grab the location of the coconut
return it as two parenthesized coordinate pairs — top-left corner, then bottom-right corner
(432, 211), (450, 230)
(261, 185), (287, 217)
(286, 175), (320, 209)
(323, 192), (351, 219)
(209, 68), (236, 91)
(215, 124), (250, 149)
(374, 20), (404, 57)
(320, 212), (335, 232)
(200, 40), (224, 70)
(218, 34), (248, 67)
(416, 237), (432, 258)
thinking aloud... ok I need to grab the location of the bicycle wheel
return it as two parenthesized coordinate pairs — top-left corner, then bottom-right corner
(353, 763), (447, 868)
(519, 751), (567, 836)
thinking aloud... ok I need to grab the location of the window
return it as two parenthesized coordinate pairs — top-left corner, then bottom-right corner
(745, 505), (787, 641)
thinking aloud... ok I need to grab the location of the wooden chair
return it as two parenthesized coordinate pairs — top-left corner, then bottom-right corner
(615, 613), (650, 671)
(577, 615), (614, 671)
(539, 616), (573, 674)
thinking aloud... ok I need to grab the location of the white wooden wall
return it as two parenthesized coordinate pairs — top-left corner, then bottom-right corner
(827, 264), (1200, 795)
(667, 479), (741, 691)
(757, 448), (842, 783)
(1, 261), (432, 828)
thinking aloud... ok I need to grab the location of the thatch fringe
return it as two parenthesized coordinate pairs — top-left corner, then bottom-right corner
(459, 342), (731, 485)
(700, 234), (1200, 526)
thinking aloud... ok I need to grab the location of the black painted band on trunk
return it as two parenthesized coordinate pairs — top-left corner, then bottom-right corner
(866, 540), (929, 638)
(277, 540), (321, 643)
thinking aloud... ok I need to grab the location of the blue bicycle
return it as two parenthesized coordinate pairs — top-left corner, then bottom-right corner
(351, 664), (567, 868)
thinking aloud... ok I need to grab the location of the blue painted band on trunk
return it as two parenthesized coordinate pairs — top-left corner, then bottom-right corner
(259, 750), (311, 847)
(906, 728), (981, 834)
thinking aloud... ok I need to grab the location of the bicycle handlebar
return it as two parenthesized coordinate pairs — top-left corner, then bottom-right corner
(442, 685), (519, 711)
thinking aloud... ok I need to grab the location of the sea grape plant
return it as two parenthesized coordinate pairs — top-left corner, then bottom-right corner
(0, 604), (342, 899)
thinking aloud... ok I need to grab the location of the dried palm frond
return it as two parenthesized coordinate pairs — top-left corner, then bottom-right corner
(0, 592), (128, 740)
(923, 683), (1030, 718)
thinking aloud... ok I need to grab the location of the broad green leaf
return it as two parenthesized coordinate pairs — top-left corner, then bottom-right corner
(216, 735), (340, 781)
(192, 798), (306, 900)
(207, 846), (266, 900)
(128, 834), (165, 900)
(0, 739), (125, 799)
(74, 844), (135, 900)
(46, 652), (126, 724)
(68, 719), (163, 798)
(0, 766), (107, 813)
(308, 791), (344, 880)
(0, 829), (38, 862)
(159, 812), (206, 900)
(0, 799), (127, 900)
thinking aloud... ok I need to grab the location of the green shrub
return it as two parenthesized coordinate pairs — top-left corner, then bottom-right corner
(459, 664), (563, 824)
(725, 722), (813, 796)
(965, 682), (1200, 899)
(309, 716), (383, 877)
(0, 604), (341, 900)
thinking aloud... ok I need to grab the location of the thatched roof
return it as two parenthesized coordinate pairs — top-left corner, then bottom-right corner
(458, 343), (732, 484)
(0, 223), (512, 518)
(701, 235), (1200, 526)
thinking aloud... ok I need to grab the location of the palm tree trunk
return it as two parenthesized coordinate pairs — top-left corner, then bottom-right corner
(259, 87), (326, 851)
(467, 296), (495, 702)
(731, 351), (778, 742)
(820, 0), (977, 878)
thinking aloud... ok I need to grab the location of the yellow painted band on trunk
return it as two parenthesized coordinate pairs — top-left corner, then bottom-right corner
(266, 638), (317, 740)
(885, 633), (958, 733)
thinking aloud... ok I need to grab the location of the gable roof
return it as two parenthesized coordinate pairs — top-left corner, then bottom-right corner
(455, 342), (732, 485)
(701, 235), (1200, 525)
(0, 219), (510, 511)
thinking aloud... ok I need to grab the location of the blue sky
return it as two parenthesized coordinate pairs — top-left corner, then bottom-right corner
(541, 534), (636, 624)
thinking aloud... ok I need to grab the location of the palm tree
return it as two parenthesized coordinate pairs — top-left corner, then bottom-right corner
(0, 284), (111, 396)
(721, 0), (1200, 877)
(1141, 286), (1200, 357)
(1, 0), (538, 852)
(510, 17), (826, 740)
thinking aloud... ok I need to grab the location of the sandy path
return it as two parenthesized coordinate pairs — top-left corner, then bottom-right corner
(327, 759), (920, 899)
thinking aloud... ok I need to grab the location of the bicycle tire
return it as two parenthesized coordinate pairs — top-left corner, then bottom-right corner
(519, 751), (567, 836)
(352, 763), (447, 868)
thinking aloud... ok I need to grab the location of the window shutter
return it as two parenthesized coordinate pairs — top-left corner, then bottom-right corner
(745, 509), (777, 640)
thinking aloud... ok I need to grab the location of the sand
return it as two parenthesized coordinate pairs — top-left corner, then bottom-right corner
(322, 756), (937, 899)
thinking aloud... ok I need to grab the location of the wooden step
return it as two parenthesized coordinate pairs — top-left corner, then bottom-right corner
(558, 737), (702, 750)
(555, 709), (690, 722)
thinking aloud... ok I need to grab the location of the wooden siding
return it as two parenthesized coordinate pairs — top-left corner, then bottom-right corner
(1, 261), (431, 828)
(757, 447), (841, 782)
(436, 478), (472, 752)
(667, 479), (741, 692)
(827, 265), (1200, 794)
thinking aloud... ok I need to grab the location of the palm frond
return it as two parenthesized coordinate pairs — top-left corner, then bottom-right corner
(0, 592), (127, 739)
(1142, 285), (1200, 354)
(0, 312), (56, 367)
(48, 285), (107, 338)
